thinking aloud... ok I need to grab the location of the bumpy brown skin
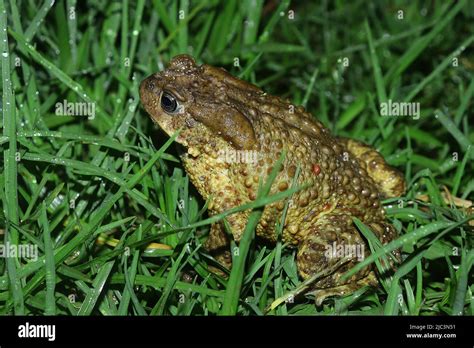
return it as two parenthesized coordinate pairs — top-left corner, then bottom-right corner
(140, 55), (406, 303)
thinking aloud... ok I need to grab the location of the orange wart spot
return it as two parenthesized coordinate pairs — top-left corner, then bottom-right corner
(322, 202), (332, 211)
(312, 163), (321, 175)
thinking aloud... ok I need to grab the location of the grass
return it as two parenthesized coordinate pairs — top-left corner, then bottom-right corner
(0, 0), (473, 316)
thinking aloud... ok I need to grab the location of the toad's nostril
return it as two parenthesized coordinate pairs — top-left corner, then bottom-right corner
(146, 80), (155, 90)
(139, 77), (159, 102)
(140, 76), (157, 93)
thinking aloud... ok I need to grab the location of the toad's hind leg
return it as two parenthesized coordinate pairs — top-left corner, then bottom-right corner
(296, 213), (377, 304)
(338, 137), (406, 198)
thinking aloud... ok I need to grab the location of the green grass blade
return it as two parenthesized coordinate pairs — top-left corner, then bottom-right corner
(40, 203), (56, 315)
(1, 0), (23, 315)
(77, 261), (115, 315)
(384, 1), (466, 84)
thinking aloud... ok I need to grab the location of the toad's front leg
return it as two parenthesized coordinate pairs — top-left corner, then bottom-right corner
(204, 209), (251, 271)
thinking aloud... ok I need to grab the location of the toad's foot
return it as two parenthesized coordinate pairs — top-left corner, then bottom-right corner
(309, 272), (377, 306)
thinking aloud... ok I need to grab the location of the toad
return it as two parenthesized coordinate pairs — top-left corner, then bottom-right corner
(140, 55), (405, 302)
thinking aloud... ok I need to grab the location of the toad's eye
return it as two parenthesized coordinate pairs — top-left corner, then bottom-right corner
(160, 91), (178, 114)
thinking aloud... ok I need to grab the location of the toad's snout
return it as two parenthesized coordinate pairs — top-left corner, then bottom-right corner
(139, 75), (161, 109)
